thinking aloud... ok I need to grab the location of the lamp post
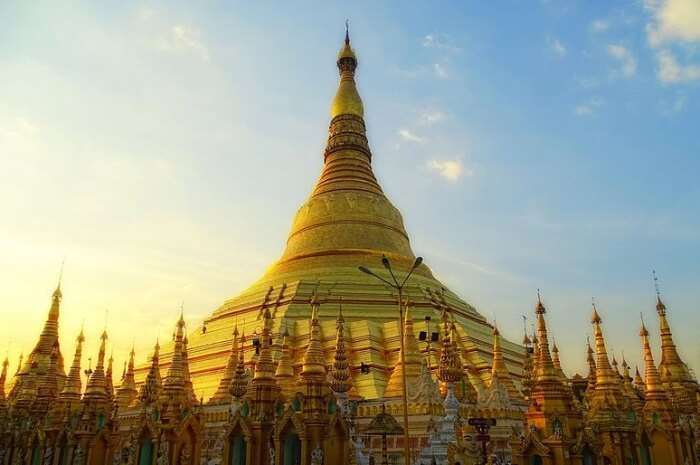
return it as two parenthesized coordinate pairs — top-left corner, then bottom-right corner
(359, 255), (423, 465)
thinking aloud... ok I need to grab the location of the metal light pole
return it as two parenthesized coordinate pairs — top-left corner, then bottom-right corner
(359, 255), (423, 465)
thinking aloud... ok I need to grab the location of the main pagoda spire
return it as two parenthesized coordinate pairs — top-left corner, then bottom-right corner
(651, 272), (698, 415)
(270, 27), (421, 279)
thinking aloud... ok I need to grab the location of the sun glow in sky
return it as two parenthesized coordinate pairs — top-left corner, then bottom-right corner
(1, 1), (699, 387)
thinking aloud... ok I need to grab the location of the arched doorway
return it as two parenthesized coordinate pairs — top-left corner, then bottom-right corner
(89, 437), (108, 465)
(227, 432), (246, 465)
(650, 430), (673, 465)
(138, 434), (154, 465)
(582, 445), (597, 465)
(177, 425), (197, 465)
(324, 422), (345, 465)
(530, 455), (543, 465)
(281, 431), (301, 465)
(30, 442), (41, 465)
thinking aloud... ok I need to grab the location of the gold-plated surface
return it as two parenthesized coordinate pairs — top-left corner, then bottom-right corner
(144, 30), (526, 403)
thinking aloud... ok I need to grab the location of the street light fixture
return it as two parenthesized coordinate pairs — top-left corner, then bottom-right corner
(358, 255), (423, 465)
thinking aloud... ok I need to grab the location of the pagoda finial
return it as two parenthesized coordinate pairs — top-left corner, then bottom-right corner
(634, 365), (645, 392)
(385, 299), (422, 398)
(332, 23), (362, 118)
(275, 327), (296, 399)
(330, 301), (351, 395)
(83, 329), (109, 403)
(162, 311), (187, 400)
(60, 329), (85, 403)
(105, 349), (115, 400)
(301, 296), (326, 377)
(139, 339), (162, 404)
(211, 319), (242, 403)
(230, 330), (248, 400)
(533, 291), (558, 383)
(639, 317), (666, 397)
(116, 344), (137, 409)
(590, 305), (617, 388)
(650, 272), (690, 393)
(253, 304), (276, 381)
(490, 321), (519, 401)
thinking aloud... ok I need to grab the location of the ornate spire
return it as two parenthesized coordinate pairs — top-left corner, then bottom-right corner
(105, 351), (114, 401)
(60, 328), (85, 404)
(532, 293), (559, 384)
(586, 337), (597, 391)
(639, 319), (665, 397)
(116, 345), (137, 409)
(230, 331), (248, 401)
(330, 303), (352, 395)
(331, 24), (362, 118)
(639, 318), (675, 426)
(437, 314), (462, 385)
(250, 306), (280, 419)
(611, 353), (621, 378)
(384, 302), (422, 398)
(139, 339), (162, 405)
(162, 312), (189, 407)
(652, 272), (696, 414)
(212, 324), (240, 403)
(490, 325), (521, 403)
(29, 282), (66, 379)
(253, 306), (277, 381)
(620, 355), (643, 413)
(587, 304), (629, 416)
(83, 330), (108, 403)
(301, 295), (326, 379)
(270, 26), (419, 277)
(275, 328), (297, 400)
(551, 337), (567, 382)
(634, 366), (645, 393)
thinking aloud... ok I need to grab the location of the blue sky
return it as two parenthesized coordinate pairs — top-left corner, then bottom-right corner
(0, 0), (698, 384)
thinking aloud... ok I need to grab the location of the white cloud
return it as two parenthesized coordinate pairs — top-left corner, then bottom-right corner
(574, 98), (604, 116)
(645, 0), (700, 84)
(656, 49), (700, 83)
(427, 159), (471, 182)
(398, 129), (425, 143)
(155, 25), (210, 61)
(607, 44), (637, 77)
(433, 63), (449, 79)
(419, 111), (446, 125)
(645, 0), (700, 45)
(591, 19), (610, 32)
(422, 34), (460, 52)
(548, 37), (567, 57)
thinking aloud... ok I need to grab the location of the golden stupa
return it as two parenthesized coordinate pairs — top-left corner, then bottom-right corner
(147, 30), (525, 400)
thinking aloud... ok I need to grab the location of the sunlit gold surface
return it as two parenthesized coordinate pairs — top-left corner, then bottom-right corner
(143, 31), (526, 402)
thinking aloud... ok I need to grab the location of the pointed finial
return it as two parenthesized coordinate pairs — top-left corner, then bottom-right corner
(57, 257), (65, 290)
(345, 19), (350, 44)
(639, 312), (649, 336)
(591, 298), (601, 324)
(535, 289), (545, 314)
